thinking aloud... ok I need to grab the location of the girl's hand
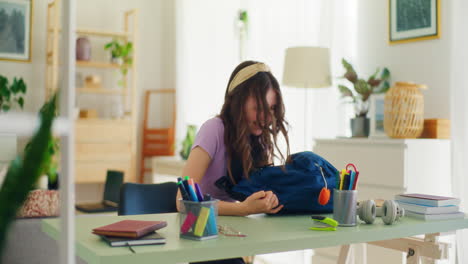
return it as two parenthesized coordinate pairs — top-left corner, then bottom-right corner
(241, 190), (284, 215)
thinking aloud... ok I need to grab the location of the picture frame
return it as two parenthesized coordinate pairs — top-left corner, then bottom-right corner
(389, 0), (440, 44)
(0, 0), (33, 62)
(369, 94), (387, 138)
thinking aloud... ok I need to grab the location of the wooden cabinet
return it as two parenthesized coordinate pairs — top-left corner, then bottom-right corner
(312, 138), (452, 264)
(46, 0), (138, 183)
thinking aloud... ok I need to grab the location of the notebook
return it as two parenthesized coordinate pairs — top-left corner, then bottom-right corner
(75, 170), (124, 213)
(395, 193), (460, 207)
(99, 231), (166, 247)
(406, 211), (465, 221)
(398, 201), (459, 214)
(92, 220), (167, 238)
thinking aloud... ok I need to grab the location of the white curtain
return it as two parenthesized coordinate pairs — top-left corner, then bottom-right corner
(450, 0), (468, 263)
(247, 0), (357, 153)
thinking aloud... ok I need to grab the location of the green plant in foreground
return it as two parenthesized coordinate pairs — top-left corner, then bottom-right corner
(180, 125), (197, 160)
(0, 93), (57, 256)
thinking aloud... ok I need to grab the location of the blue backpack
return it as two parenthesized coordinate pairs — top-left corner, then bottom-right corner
(216, 151), (338, 214)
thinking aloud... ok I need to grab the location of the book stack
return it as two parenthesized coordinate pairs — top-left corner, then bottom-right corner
(92, 220), (167, 247)
(395, 193), (465, 221)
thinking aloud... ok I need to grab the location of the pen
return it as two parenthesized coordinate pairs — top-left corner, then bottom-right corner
(126, 242), (135, 254)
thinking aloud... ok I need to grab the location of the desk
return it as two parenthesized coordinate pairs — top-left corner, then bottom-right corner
(42, 213), (468, 264)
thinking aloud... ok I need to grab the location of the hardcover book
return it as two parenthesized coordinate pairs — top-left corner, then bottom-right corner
(395, 193), (460, 207)
(99, 231), (166, 247)
(92, 220), (167, 238)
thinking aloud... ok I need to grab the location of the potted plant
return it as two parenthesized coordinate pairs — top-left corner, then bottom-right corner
(104, 40), (133, 86)
(0, 75), (27, 175)
(338, 59), (390, 137)
(0, 75), (27, 113)
(180, 125), (197, 160)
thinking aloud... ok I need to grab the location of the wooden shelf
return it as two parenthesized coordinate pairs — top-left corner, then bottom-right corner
(77, 29), (129, 38)
(48, 28), (129, 38)
(76, 61), (120, 69)
(77, 88), (127, 95)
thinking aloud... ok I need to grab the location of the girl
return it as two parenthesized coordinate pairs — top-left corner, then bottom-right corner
(177, 61), (290, 263)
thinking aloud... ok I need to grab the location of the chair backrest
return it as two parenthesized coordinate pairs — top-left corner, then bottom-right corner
(118, 182), (178, 215)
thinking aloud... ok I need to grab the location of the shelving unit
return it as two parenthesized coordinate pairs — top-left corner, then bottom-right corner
(45, 0), (138, 183)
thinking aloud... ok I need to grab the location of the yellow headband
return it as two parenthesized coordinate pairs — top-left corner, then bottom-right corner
(227, 63), (271, 93)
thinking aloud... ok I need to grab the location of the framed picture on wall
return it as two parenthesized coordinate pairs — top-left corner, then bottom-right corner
(369, 94), (387, 138)
(389, 0), (440, 44)
(0, 0), (33, 62)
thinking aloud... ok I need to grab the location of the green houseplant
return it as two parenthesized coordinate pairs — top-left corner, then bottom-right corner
(180, 125), (197, 160)
(24, 136), (59, 189)
(0, 75), (27, 113)
(338, 58), (390, 137)
(104, 40), (133, 86)
(0, 93), (57, 256)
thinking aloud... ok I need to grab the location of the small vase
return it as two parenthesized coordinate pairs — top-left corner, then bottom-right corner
(76, 37), (91, 61)
(351, 117), (370, 137)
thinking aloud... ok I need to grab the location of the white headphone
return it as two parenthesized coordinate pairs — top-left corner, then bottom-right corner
(357, 200), (405, 225)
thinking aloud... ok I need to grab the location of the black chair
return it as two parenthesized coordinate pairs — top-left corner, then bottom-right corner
(118, 182), (178, 215)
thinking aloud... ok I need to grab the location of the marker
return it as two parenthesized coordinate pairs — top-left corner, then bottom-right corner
(194, 207), (210, 237)
(182, 177), (193, 200)
(180, 211), (197, 234)
(177, 177), (190, 201)
(342, 173), (350, 191)
(352, 170), (360, 190)
(186, 182), (199, 202)
(349, 171), (355, 191)
(339, 169), (347, 190)
(194, 183), (204, 202)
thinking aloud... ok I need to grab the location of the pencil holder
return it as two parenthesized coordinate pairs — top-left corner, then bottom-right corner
(179, 199), (219, 240)
(333, 189), (357, 227)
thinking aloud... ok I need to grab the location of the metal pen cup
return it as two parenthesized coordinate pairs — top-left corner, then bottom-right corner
(333, 189), (357, 227)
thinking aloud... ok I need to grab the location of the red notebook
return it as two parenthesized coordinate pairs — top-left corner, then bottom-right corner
(92, 220), (167, 238)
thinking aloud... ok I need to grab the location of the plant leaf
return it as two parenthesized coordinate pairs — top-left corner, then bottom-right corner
(342, 58), (358, 83)
(354, 79), (369, 95)
(380, 68), (390, 80)
(338, 85), (353, 97)
(17, 97), (24, 108)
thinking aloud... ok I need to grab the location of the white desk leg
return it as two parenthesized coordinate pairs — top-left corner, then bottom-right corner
(337, 245), (350, 264)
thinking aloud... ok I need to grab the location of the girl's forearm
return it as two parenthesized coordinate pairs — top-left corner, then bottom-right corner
(218, 200), (248, 216)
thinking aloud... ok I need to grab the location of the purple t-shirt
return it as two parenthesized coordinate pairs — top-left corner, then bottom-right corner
(191, 117), (234, 202)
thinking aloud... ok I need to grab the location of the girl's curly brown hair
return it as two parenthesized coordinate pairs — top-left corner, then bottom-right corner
(219, 61), (290, 184)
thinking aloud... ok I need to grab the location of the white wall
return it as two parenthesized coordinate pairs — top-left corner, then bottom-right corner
(175, 0), (355, 154)
(356, 0), (452, 119)
(0, 0), (175, 200)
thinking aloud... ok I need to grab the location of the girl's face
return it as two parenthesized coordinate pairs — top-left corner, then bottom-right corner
(244, 88), (277, 136)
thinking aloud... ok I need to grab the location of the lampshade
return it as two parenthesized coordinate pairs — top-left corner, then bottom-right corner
(282, 46), (331, 88)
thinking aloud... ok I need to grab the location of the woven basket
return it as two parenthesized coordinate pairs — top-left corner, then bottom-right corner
(384, 82), (427, 138)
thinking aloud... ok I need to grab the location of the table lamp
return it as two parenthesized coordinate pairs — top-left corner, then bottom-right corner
(282, 46), (331, 149)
